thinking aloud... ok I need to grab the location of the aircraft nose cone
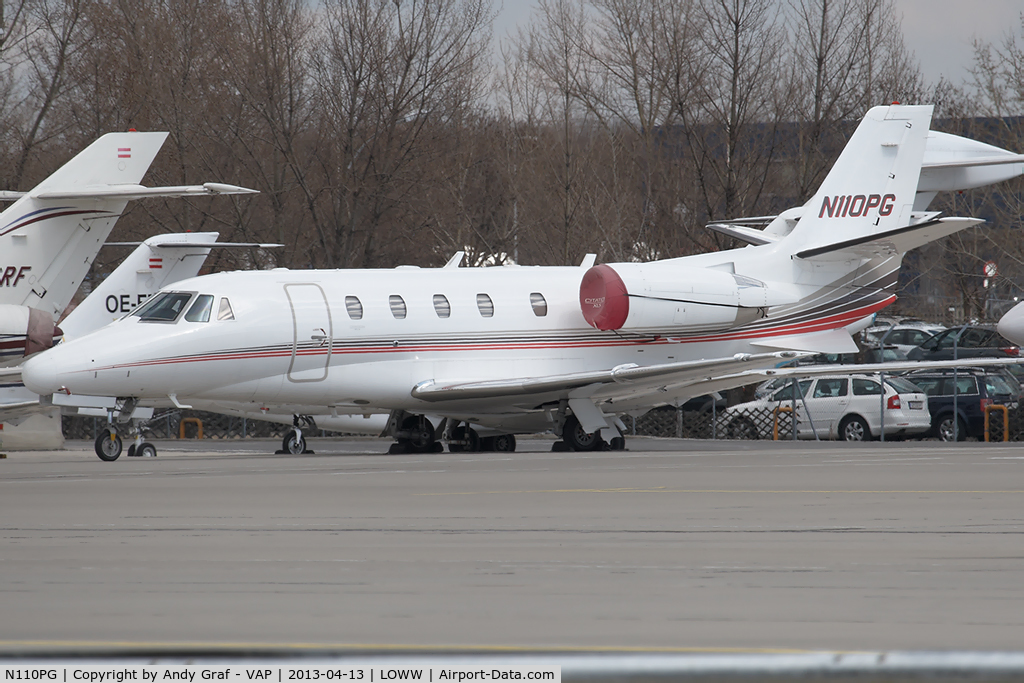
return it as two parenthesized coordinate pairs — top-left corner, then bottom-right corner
(998, 302), (1024, 347)
(22, 352), (60, 396)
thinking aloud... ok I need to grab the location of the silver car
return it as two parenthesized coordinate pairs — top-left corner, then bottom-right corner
(723, 374), (931, 441)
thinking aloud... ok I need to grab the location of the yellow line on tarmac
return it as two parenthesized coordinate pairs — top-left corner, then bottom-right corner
(418, 488), (1024, 496)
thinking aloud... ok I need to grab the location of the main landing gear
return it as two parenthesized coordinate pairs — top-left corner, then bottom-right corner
(384, 411), (517, 454)
(277, 415), (316, 454)
(93, 398), (158, 461)
(551, 414), (626, 452)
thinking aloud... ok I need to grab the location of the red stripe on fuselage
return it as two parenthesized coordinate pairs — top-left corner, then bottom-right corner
(82, 295), (893, 375)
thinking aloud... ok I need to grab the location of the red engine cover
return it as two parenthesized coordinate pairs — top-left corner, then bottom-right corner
(579, 264), (629, 330)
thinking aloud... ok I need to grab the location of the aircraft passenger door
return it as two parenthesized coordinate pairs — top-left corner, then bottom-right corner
(285, 283), (332, 382)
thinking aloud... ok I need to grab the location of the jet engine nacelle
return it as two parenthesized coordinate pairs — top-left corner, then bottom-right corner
(0, 304), (62, 366)
(579, 263), (767, 333)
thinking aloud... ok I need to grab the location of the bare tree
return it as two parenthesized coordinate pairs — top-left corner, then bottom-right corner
(307, 0), (493, 268)
(676, 0), (785, 226)
(2, 0), (88, 190)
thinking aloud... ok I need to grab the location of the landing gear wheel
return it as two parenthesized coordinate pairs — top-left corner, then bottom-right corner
(95, 429), (123, 461)
(491, 433), (516, 452)
(448, 425), (480, 453)
(401, 415), (435, 453)
(137, 442), (157, 458)
(562, 415), (601, 451)
(282, 430), (307, 454)
(126, 444), (137, 458)
(839, 415), (872, 442)
(938, 415), (967, 442)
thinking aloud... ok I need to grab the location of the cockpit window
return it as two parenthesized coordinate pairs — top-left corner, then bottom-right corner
(217, 297), (235, 321)
(133, 292), (194, 322)
(185, 295), (214, 322)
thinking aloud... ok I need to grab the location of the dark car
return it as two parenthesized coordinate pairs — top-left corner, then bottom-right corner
(902, 368), (1020, 441)
(906, 325), (1020, 361)
(800, 346), (908, 365)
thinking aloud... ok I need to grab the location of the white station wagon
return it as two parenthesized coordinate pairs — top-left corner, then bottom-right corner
(722, 374), (932, 441)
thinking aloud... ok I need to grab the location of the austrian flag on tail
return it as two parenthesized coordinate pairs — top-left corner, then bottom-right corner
(117, 148), (131, 159)
(149, 258), (162, 269)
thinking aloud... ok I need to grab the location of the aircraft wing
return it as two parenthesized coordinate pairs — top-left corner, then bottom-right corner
(0, 399), (46, 424)
(411, 351), (806, 402)
(0, 367), (22, 382)
(743, 356), (1024, 380)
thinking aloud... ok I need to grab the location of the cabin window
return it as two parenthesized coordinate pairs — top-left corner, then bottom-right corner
(530, 292), (547, 317)
(345, 295), (363, 320)
(433, 294), (451, 318)
(218, 297), (235, 321)
(389, 295), (407, 319)
(185, 294), (214, 322)
(134, 291), (193, 322)
(476, 293), (494, 318)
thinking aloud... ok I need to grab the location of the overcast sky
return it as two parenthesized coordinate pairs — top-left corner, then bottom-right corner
(895, 0), (1022, 85)
(493, 0), (1024, 89)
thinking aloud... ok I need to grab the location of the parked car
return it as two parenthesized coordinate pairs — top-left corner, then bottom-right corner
(800, 346), (909, 365)
(754, 348), (907, 399)
(864, 323), (946, 354)
(906, 325), (1020, 361)
(901, 368), (1020, 441)
(680, 392), (728, 413)
(721, 374), (931, 441)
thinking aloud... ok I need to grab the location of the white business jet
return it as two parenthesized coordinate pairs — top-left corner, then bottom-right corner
(21, 104), (1024, 460)
(0, 131), (256, 368)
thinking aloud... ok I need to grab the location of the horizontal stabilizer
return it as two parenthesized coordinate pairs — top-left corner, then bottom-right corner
(35, 182), (258, 200)
(795, 217), (983, 260)
(706, 223), (779, 246)
(0, 191), (25, 201)
(105, 241), (283, 249)
(923, 153), (1024, 169)
(751, 329), (858, 354)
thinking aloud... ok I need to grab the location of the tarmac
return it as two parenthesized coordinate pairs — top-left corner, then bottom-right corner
(2, 436), (1024, 656)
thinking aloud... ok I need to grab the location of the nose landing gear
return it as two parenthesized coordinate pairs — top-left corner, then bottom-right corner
(94, 428), (123, 461)
(278, 415), (316, 454)
(93, 399), (158, 461)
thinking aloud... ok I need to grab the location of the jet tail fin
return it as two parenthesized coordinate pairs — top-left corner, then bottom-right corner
(30, 132), (168, 194)
(0, 133), (256, 320)
(783, 105), (933, 256)
(58, 232), (222, 338)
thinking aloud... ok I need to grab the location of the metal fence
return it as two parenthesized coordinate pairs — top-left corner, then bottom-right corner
(622, 405), (1021, 442)
(62, 410), (353, 441)
(62, 377), (1024, 444)
(616, 365), (1024, 443)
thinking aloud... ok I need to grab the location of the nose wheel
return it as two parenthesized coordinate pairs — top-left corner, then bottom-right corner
(94, 429), (123, 461)
(277, 415), (316, 454)
(93, 423), (158, 461)
(282, 430), (307, 454)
